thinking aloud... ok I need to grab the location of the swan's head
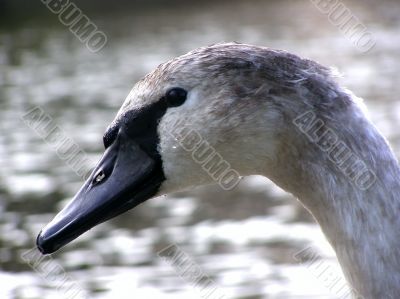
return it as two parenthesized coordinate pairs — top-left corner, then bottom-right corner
(37, 43), (344, 254)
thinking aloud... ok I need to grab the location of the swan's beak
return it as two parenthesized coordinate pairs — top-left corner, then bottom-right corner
(36, 131), (164, 254)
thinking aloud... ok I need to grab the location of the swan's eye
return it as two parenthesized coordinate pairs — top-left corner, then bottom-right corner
(164, 87), (187, 107)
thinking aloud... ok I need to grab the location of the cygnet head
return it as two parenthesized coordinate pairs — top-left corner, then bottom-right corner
(36, 42), (360, 254)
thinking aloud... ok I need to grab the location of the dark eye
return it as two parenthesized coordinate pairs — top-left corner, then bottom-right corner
(165, 87), (187, 107)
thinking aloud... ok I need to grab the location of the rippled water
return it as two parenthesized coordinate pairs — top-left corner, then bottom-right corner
(1, 0), (400, 298)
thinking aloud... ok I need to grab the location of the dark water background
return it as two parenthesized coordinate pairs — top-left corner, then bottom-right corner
(1, 0), (400, 298)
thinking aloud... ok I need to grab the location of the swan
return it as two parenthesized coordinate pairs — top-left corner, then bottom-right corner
(36, 43), (400, 298)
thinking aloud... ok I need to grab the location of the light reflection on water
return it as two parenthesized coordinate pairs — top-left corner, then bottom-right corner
(1, 0), (400, 298)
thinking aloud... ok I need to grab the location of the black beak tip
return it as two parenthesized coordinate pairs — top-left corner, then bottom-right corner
(36, 231), (57, 255)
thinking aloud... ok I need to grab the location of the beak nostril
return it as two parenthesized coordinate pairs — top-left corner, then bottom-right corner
(93, 170), (106, 185)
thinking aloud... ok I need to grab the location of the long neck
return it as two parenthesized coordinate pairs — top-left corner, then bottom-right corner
(268, 98), (400, 298)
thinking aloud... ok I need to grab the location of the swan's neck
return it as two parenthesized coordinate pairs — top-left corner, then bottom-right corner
(268, 101), (400, 298)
